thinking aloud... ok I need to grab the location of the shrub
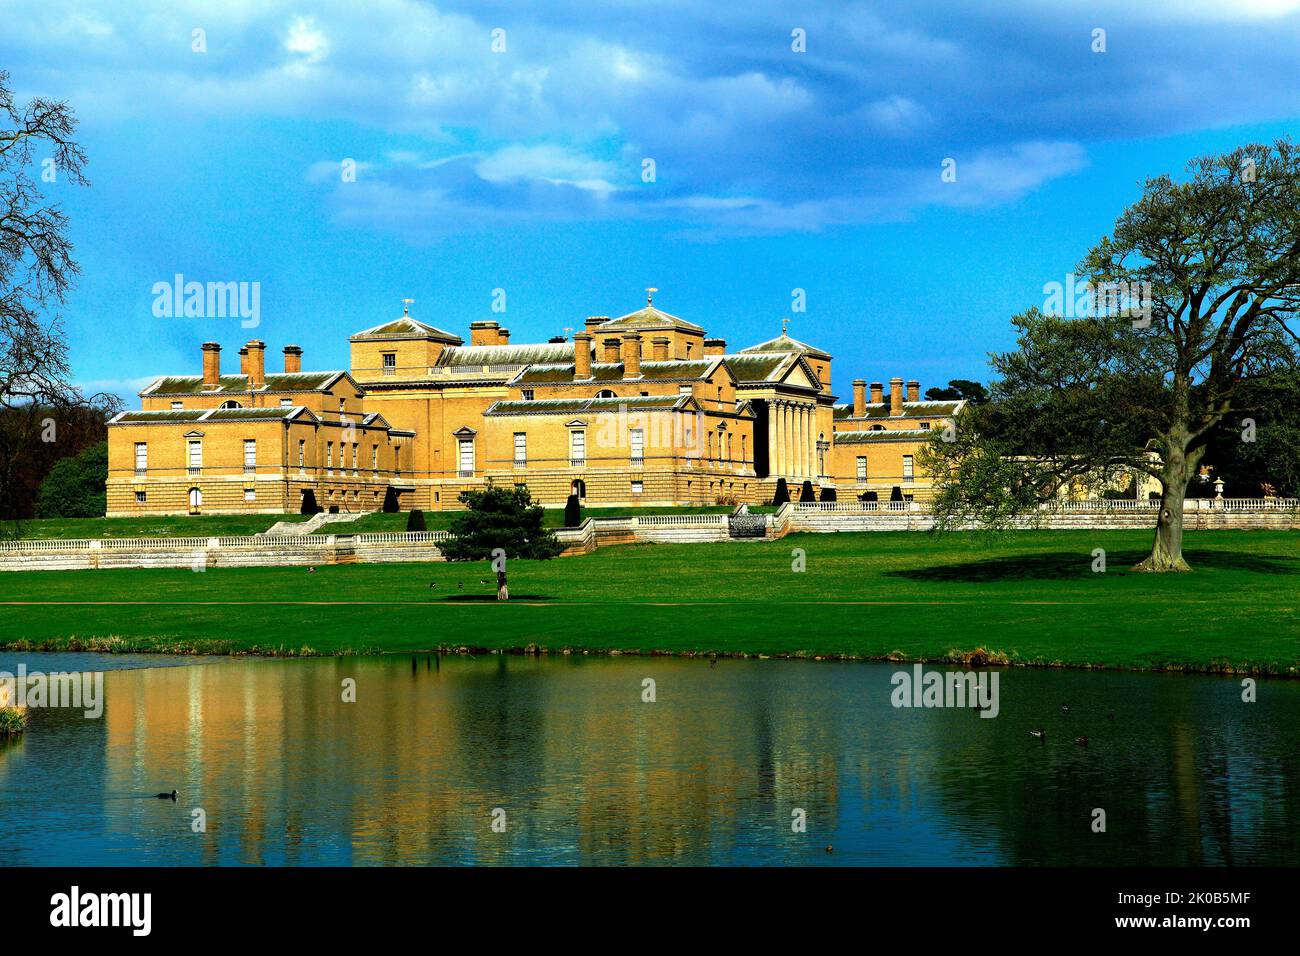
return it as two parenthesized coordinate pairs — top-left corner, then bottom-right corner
(37, 442), (106, 518)
(381, 487), (400, 513)
(771, 478), (790, 506)
(563, 494), (582, 527)
(0, 708), (28, 736)
(406, 509), (427, 532)
(800, 480), (815, 501)
(820, 486), (837, 502)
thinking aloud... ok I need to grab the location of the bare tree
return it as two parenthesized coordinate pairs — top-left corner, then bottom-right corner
(0, 71), (119, 522)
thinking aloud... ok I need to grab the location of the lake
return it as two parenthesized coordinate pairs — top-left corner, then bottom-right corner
(1, 652), (1295, 865)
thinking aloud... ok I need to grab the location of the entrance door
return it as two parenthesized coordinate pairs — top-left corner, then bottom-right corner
(188, 487), (202, 514)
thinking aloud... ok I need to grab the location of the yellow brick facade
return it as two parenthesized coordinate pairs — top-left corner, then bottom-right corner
(107, 302), (962, 515)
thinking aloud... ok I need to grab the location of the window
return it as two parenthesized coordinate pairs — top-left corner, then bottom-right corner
(219, 400), (242, 409)
(631, 480), (644, 495)
(352, 443), (358, 472)
(382, 353), (396, 375)
(326, 442), (333, 471)
(629, 428), (644, 465)
(856, 456), (867, 482)
(903, 455), (914, 482)
(920, 422), (930, 430)
(522, 389), (535, 401)
(243, 439), (257, 472)
(298, 440), (306, 469)
(134, 442), (147, 474)
(134, 490), (146, 503)
(371, 445), (378, 472)
(569, 430), (586, 467)
(458, 438), (475, 477)
(187, 440), (202, 475)
(741, 435), (747, 462)
(596, 389), (616, 399)
(170, 401), (182, 410)
(244, 488), (256, 502)
(281, 398), (293, 407)
(514, 432), (527, 467)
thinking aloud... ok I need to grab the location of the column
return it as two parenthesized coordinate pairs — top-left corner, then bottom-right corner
(767, 400), (778, 478)
(799, 405), (809, 478)
(806, 405), (815, 477)
(793, 403), (804, 478)
(782, 401), (792, 477)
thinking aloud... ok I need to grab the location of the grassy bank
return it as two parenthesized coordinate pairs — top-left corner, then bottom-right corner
(0, 530), (1297, 674)
(3, 514), (309, 539)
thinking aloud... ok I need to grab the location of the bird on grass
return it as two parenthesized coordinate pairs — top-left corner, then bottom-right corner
(156, 790), (177, 800)
(1030, 729), (1046, 741)
(307, 567), (317, 573)
(1075, 736), (1089, 747)
(825, 845), (834, 854)
(429, 582), (438, 589)
(457, 582), (463, 590)
(479, 578), (488, 585)
(1060, 703), (1070, 713)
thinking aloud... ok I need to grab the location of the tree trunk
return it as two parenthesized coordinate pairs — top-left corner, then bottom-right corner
(496, 570), (509, 601)
(1133, 463), (1192, 573)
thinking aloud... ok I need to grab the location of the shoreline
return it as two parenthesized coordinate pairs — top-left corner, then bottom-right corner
(2, 637), (1296, 679)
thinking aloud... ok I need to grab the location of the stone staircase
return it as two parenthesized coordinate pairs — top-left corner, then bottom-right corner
(262, 512), (367, 536)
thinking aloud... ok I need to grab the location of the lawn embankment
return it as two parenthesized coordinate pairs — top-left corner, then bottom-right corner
(4, 514), (309, 540)
(323, 506), (733, 534)
(0, 530), (1297, 674)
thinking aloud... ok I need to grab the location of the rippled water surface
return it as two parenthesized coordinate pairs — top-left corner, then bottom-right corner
(1, 653), (1296, 865)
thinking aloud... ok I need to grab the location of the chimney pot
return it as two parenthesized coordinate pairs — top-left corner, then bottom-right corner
(238, 347), (249, 376)
(870, 381), (884, 405)
(573, 332), (593, 380)
(704, 337), (726, 357)
(651, 336), (670, 362)
(283, 345), (303, 374)
(498, 328), (510, 345)
(889, 377), (904, 416)
(585, 316), (609, 330)
(201, 342), (221, 390)
(906, 379), (919, 403)
(602, 337), (621, 363)
(852, 379), (866, 418)
(622, 331), (642, 379)
(469, 321), (500, 347)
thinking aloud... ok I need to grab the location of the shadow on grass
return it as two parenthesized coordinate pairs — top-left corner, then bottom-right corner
(435, 594), (554, 602)
(888, 550), (1300, 583)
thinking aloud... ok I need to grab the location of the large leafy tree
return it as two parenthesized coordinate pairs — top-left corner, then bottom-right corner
(923, 142), (1300, 572)
(37, 440), (106, 517)
(442, 485), (563, 600)
(1, 71), (119, 524)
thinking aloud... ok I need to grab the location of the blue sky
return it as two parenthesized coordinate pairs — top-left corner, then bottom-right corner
(4, 0), (1300, 402)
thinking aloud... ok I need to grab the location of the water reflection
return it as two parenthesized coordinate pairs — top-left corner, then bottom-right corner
(0, 655), (1296, 866)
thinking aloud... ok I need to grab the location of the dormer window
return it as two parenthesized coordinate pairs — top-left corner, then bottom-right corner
(170, 401), (183, 410)
(522, 389), (535, 401)
(382, 353), (396, 376)
(920, 422), (930, 430)
(219, 400), (242, 409)
(280, 398), (293, 407)
(596, 389), (616, 399)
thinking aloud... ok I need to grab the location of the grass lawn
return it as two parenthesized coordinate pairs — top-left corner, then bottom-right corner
(1, 529), (1297, 673)
(327, 506), (733, 534)
(2, 514), (309, 540)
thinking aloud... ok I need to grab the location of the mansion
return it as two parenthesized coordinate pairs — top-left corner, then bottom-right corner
(105, 297), (964, 515)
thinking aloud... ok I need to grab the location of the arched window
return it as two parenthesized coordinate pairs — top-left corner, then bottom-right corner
(595, 389), (616, 399)
(219, 400), (243, 409)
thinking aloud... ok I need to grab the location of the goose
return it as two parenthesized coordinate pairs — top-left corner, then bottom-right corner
(1030, 729), (1046, 740)
(824, 845), (834, 854)
(1060, 703), (1070, 713)
(156, 790), (177, 800)
(1075, 736), (1089, 747)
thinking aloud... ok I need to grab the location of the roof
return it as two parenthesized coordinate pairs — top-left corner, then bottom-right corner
(435, 342), (577, 368)
(833, 400), (964, 420)
(140, 371), (353, 397)
(350, 315), (463, 344)
(738, 332), (830, 359)
(593, 305), (704, 333)
(110, 406), (317, 425)
(484, 394), (693, 417)
(721, 353), (795, 383)
(834, 428), (935, 444)
(511, 359), (719, 386)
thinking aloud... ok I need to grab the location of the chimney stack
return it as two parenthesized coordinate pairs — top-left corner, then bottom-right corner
(622, 331), (642, 379)
(651, 336), (670, 362)
(853, 379), (866, 418)
(573, 332), (593, 380)
(602, 338), (621, 363)
(284, 345), (303, 373)
(585, 316), (608, 330)
(469, 321), (500, 347)
(704, 338), (726, 357)
(238, 347), (249, 376)
(870, 381), (884, 405)
(906, 379), (919, 403)
(246, 341), (266, 388)
(201, 342), (221, 390)
(889, 377), (904, 416)
(498, 328), (510, 345)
